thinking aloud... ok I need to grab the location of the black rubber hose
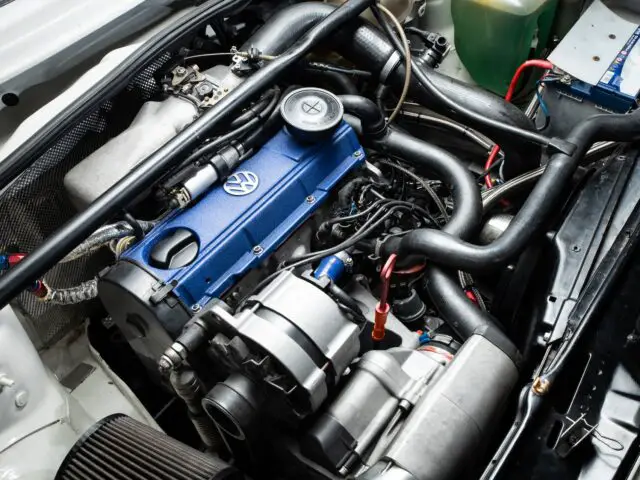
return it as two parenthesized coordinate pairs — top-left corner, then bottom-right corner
(371, 128), (482, 238)
(339, 95), (480, 234)
(0, 0), (376, 308)
(0, 0), (250, 190)
(228, 87), (277, 129)
(304, 69), (359, 95)
(241, 3), (330, 55)
(377, 129), (509, 346)
(242, 2), (542, 175)
(241, 85), (302, 151)
(338, 95), (482, 234)
(369, 4), (547, 146)
(383, 110), (640, 271)
(341, 96), (512, 347)
(184, 86), (281, 164)
(338, 95), (386, 137)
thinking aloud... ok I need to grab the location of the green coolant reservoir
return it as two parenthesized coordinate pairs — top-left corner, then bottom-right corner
(451, 0), (558, 95)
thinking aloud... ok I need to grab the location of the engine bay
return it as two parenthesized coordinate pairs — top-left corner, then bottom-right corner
(2, 0), (640, 479)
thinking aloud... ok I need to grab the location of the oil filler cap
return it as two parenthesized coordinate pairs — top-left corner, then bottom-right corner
(149, 228), (199, 270)
(280, 88), (344, 143)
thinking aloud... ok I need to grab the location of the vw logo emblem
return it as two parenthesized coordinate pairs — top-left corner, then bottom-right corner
(223, 171), (259, 196)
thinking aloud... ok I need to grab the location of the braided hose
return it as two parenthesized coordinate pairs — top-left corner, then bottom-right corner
(40, 278), (99, 305)
(62, 220), (154, 263)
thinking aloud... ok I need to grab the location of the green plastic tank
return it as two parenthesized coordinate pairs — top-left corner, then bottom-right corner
(451, 0), (558, 95)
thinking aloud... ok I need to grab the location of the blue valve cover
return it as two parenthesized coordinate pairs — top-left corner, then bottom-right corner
(121, 122), (364, 308)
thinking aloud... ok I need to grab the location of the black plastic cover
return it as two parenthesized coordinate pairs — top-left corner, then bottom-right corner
(149, 228), (199, 269)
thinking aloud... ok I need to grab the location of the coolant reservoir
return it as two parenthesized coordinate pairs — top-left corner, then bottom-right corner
(451, 0), (558, 95)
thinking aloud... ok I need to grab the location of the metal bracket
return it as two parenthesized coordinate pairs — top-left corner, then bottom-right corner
(547, 137), (578, 157)
(554, 413), (597, 458)
(149, 280), (177, 305)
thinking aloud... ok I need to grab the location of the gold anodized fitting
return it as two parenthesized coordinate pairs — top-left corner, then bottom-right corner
(532, 377), (550, 396)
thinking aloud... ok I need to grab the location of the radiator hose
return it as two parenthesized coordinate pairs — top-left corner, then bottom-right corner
(381, 110), (640, 271)
(242, 2), (542, 177)
(340, 95), (519, 358)
(379, 110), (640, 348)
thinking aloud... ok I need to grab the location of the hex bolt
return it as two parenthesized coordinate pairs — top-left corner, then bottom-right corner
(197, 84), (212, 95)
(158, 357), (173, 375)
(176, 67), (187, 75)
(252, 245), (264, 255)
(354, 150), (362, 157)
(191, 303), (202, 313)
(305, 195), (316, 204)
(14, 390), (28, 409)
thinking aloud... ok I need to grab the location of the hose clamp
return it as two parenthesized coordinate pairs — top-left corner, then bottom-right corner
(379, 51), (401, 84)
(547, 137), (577, 157)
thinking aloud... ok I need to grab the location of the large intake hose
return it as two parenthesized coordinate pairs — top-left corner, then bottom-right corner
(383, 110), (640, 352)
(0, 0), (376, 309)
(242, 2), (541, 176)
(382, 110), (640, 271)
(341, 95), (517, 354)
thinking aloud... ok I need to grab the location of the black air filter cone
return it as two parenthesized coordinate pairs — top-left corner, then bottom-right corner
(55, 414), (241, 480)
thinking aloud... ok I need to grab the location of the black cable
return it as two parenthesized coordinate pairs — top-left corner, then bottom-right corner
(369, 4), (551, 149)
(183, 118), (261, 165)
(183, 88), (281, 165)
(228, 88), (277, 129)
(319, 199), (386, 230)
(242, 203), (421, 304)
(161, 90), (278, 184)
(404, 26), (436, 44)
(0, 0), (377, 308)
(284, 203), (420, 268)
(240, 85), (301, 152)
(378, 158), (448, 221)
(305, 61), (372, 77)
(328, 282), (367, 325)
(122, 212), (144, 240)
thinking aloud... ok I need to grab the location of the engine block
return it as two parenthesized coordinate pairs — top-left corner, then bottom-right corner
(99, 122), (364, 371)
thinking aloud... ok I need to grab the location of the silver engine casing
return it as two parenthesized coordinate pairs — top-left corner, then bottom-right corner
(64, 65), (243, 209)
(208, 271), (361, 415)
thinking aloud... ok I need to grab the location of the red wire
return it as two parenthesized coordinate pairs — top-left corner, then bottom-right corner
(393, 262), (427, 275)
(504, 59), (554, 102)
(465, 289), (479, 305)
(484, 59), (554, 189)
(379, 254), (397, 307)
(484, 145), (501, 188)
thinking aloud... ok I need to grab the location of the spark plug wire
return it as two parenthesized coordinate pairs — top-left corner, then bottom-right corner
(372, 254), (398, 344)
